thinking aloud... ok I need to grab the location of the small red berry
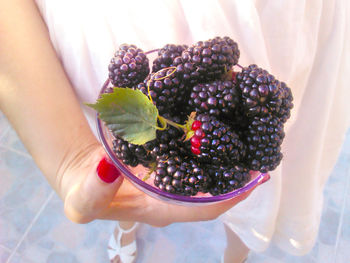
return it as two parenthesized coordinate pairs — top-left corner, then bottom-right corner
(191, 136), (201, 148)
(230, 71), (238, 83)
(191, 120), (202, 131)
(191, 146), (201, 155)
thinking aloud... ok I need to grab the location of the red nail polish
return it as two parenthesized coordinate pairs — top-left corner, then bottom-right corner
(259, 174), (271, 185)
(96, 157), (121, 183)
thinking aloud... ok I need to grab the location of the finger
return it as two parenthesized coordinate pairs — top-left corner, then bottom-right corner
(206, 173), (271, 216)
(213, 173), (271, 210)
(171, 173), (271, 223)
(64, 152), (124, 223)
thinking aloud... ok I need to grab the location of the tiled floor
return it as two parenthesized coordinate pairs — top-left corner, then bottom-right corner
(0, 112), (349, 263)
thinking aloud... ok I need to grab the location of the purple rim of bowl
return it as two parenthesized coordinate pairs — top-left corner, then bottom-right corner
(96, 78), (266, 204)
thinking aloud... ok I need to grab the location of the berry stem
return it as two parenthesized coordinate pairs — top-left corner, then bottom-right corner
(146, 79), (154, 104)
(146, 66), (177, 104)
(158, 115), (186, 130)
(157, 112), (197, 142)
(152, 67), (177, 81)
(145, 49), (160, 55)
(142, 162), (157, 181)
(236, 63), (244, 69)
(155, 115), (168, 130)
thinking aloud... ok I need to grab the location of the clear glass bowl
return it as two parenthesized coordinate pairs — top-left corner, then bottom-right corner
(96, 79), (267, 206)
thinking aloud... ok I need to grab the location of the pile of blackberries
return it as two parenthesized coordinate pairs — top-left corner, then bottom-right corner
(107, 36), (293, 196)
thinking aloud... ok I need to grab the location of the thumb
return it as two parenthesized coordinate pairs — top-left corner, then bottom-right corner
(220, 173), (271, 209)
(64, 151), (123, 223)
(201, 173), (272, 220)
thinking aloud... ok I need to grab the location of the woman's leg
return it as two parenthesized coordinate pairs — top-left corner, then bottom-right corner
(223, 223), (250, 263)
(109, 221), (138, 263)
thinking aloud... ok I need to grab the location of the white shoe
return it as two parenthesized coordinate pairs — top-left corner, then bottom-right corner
(107, 222), (139, 263)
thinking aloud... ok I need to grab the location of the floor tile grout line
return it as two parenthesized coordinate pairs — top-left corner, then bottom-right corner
(0, 125), (10, 142)
(0, 145), (32, 159)
(333, 163), (350, 262)
(6, 190), (55, 263)
(0, 244), (12, 253)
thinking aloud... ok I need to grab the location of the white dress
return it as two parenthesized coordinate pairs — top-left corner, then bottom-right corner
(35, 0), (350, 256)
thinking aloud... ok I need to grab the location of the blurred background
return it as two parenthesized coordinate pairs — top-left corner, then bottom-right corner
(0, 111), (349, 263)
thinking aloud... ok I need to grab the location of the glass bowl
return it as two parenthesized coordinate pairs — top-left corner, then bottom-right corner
(96, 79), (267, 206)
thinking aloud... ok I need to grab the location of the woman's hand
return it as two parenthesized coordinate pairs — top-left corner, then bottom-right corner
(0, 0), (268, 228)
(62, 145), (268, 227)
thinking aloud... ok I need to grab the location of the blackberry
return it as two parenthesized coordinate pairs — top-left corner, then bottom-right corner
(108, 44), (149, 87)
(152, 44), (188, 72)
(229, 105), (251, 133)
(112, 137), (155, 168)
(189, 114), (246, 164)
(244, 115), (285, 172)
(174, 36), (240, 85)
(154, 155), (210, 196)
(143, 114), (187, 160)
(188, 80), (240, 119)
(236, 64), (283, 117)
(149, 128), (186, 161)
(277, 81), (293, 123)
(207, 164), (251, 196)
(113, 115), (186, 168)
(182, 159), (211, 193)
(136, 68), (189, 115)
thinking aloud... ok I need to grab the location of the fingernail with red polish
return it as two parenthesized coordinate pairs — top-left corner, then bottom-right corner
(97, 157), (121, 183)
(259, 174), (271, 185)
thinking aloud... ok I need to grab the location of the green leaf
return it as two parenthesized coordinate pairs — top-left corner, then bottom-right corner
(87, 88), (158, 145)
